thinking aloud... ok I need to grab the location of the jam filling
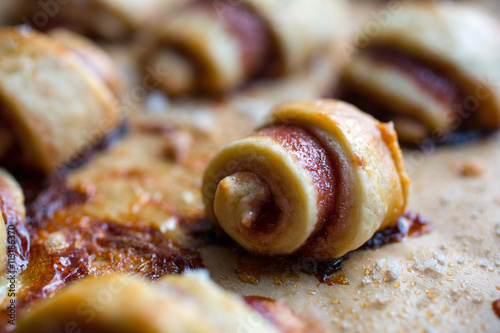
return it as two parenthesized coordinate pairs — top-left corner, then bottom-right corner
(365, 47), (462, 108)
(493, 299), (500, 319)
(188, 0), (272, 77)
(248, 194), (282, 236)
(255, 125), (337, 234)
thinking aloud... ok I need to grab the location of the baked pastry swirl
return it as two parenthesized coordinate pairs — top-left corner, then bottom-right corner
(0, 27), (121, 173)
(338, 2), (500, 144)
(148, 0), (349, 96)
(203, 100), (410, 259)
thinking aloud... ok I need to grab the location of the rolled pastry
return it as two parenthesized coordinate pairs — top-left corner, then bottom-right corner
(17, 272), (281, 333)
(47, 28), (122, 96)
(338, 2), (500, 144)
(148, 0), (349, 96)
(0, 27), (121, 174)
(0, 169), (28, 276)
(203, 100), (410, 259)
(18, 0), (186, 40)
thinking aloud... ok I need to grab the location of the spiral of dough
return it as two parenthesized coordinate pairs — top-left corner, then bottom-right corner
(148, 0), (349, 96)
(203, 100), (410, 259)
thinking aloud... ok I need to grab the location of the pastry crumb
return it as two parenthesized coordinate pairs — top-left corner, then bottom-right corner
(163, 130), (194, 164)
(459, 159), (484, 177)
(44, 232), (68, 254)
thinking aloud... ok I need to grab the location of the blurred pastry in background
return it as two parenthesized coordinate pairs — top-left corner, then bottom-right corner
(6, 0), (186, 40)
(0, 27), (121, 174)
(0, 1), (24, 25)
(47, 28), (122, 96)
(337, 2), (500, 145)
(16, 271), (322, 333)
(146, 0), (350, 97)
(203, 100), (409, 260)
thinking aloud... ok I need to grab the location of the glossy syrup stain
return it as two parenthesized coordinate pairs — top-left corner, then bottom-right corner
(235, 211), (434, 285)
(493, 299), (500, 319)
(6, 179), (205, 322)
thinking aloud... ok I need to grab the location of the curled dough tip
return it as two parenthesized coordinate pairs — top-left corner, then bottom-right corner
(215, 172), (273, 229)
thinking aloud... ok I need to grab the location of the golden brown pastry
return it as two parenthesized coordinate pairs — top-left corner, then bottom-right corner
(203, 100), (410, 260)
(0, 169), (28, 276)
(338, 2), (500, 144)
(0, 27), (121, 174)
(147, 0), (349, 96)
(16, 272), (282, 333)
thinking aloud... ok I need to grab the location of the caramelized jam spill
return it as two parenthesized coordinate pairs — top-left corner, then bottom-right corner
(18, 219), (203, 309)
(244, 295), (276, 304)
(361, 211), (434, 250)
(4, 179), (207, 323)
(493, 299), (500, 319)
(321, 271), (350, 286)
(235, 211), (433, 285)
(0, 196), (30, 275)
